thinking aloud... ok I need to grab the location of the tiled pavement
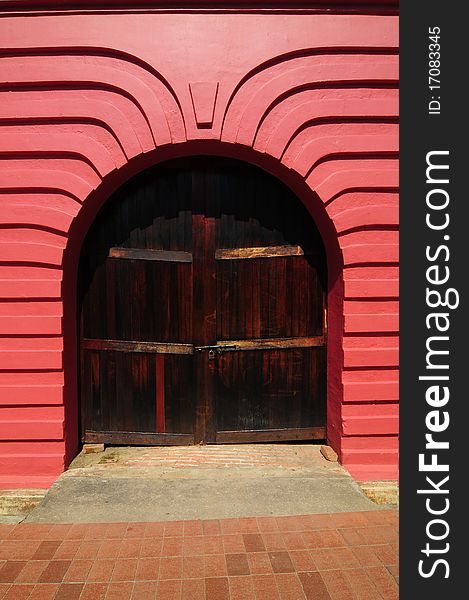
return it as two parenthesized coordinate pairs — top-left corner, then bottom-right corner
(0, 510), (398, 599)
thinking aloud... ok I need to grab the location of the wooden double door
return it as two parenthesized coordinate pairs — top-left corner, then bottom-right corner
(79, 158), (326, 445)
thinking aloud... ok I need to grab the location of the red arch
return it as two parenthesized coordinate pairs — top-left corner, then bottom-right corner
(62, 140), (344, 465)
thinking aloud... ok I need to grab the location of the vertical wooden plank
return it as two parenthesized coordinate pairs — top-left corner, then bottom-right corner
(192, 167), (217, 443)
(156, 354), (165, 433)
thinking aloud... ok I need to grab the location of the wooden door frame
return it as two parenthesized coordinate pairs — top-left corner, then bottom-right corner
(66, 141), (343, 463)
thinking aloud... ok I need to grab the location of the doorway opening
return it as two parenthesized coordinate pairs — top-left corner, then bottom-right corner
(78, 157), (327, 445)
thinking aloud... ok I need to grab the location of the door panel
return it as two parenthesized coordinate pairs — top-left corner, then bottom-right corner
(79, 158), (327, 445)
(82, 350), (156, 434)
(80, 167), (195, 441)
(216, 255), (324, 340)
(215, 348), (326, 432)
(81, 258), (192, 343)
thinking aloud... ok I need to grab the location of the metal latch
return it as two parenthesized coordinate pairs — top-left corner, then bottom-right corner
(194, 344), (238, 359)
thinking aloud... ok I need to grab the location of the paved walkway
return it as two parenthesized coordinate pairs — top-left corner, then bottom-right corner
(0, 510), (398, 599)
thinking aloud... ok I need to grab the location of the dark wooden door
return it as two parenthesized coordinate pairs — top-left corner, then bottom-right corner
(79, 158), (326, 445)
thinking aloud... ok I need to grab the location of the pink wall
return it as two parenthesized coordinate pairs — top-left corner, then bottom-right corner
(0, 6), (398, 488)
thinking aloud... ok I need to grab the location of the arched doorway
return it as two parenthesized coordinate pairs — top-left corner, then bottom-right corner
(78, 157), (327, 445)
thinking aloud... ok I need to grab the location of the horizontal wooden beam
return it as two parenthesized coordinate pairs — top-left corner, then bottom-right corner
(81, 337), (325, 354)
(214, 427), (326, 443)
(217, 336), (325, 350)
(109, 248), (193, 263)
(215, 245), (307, 260)
(83, 431), (194, 445)
(81, 338), (194, 354)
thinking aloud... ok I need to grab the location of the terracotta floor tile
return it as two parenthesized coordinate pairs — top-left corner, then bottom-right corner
(182, 537), (204, 557)
(66, 525), (88, 540)
(225, 554), (250, 577)
(330, 547), (361, 570)
(104, 524), (128, 539)
(337, 528), (366, 547)
(222, 534), (245, 554)
(237, 518), (259, 534)
(202, 520), (221, 536)
(84, 525), (109, 540)
(159, 557), (182, 580)
(0, 542), (40, 562)
(88, 560), (115, 583)
(162, 537), (183, 557)
(247, 552), (273, 575)
(140, 538), (163, 559)
(251, 574), (281, 600)
(289, 551), (316, 573)
(351, 547), (381, 568)
(367, 566), (399, 599)
(75, 541), (101, 560)
(105, 581), (134, 600)
(317, 531), (347, 548)
(80, 582), (108, 600)
(203, 536), (224, 555)
(220, 519), (241, 535)
(243, 534), (266, 553)
(110, 559), (137, 582)
(9, 525), (51, 541)
(63, 559), (93, 582)
(276, 517), (306, 533)
(282, 533), (306, 551)
(275, 573), (307, 600)
(256, 517), (279, 533)
(362, 511), (393, 526)
(38, 561), (71, 584)
(229, 575), (256, 600)
(11, 561), (47, 584)
(54, 541), (80, 560)
(372, 544), (398, 566)
(262, 533), (286, 551)
(97, 543), (121, 560)
(183, 521), (204, 537)
(131, 581), (158, 600)
(155, 579), (181, 600)
(356, 526), (397, 546)
(28, 583), (60, 600)
(54, 582), (84, 600)
(0, 526), (14, 540)
(320, 570), (355, 599)
(163, 522), (184, 537)
(205, 577), (229, 600)
(144, 523), (164, 538)
(387, 563), (399, 579)
(125, 524), (147, 539)
(181, 578), (205, 600)
(3, 584), (34, 600)
(301, 515), (333, 531)
(309, 549), (336, 571)
(331, 513), (368, 529)
(135, 558), (160, 581)
(298, 572), (331, 600)
(183, 556), (205, 579)
(343, 569), (381, 600)
(268, 552), (295, 574)
(31, 542), (61, 561)
(312, 548), (360, 571)
(204, 554), (227, 577)
(118, 540), (141, 559)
